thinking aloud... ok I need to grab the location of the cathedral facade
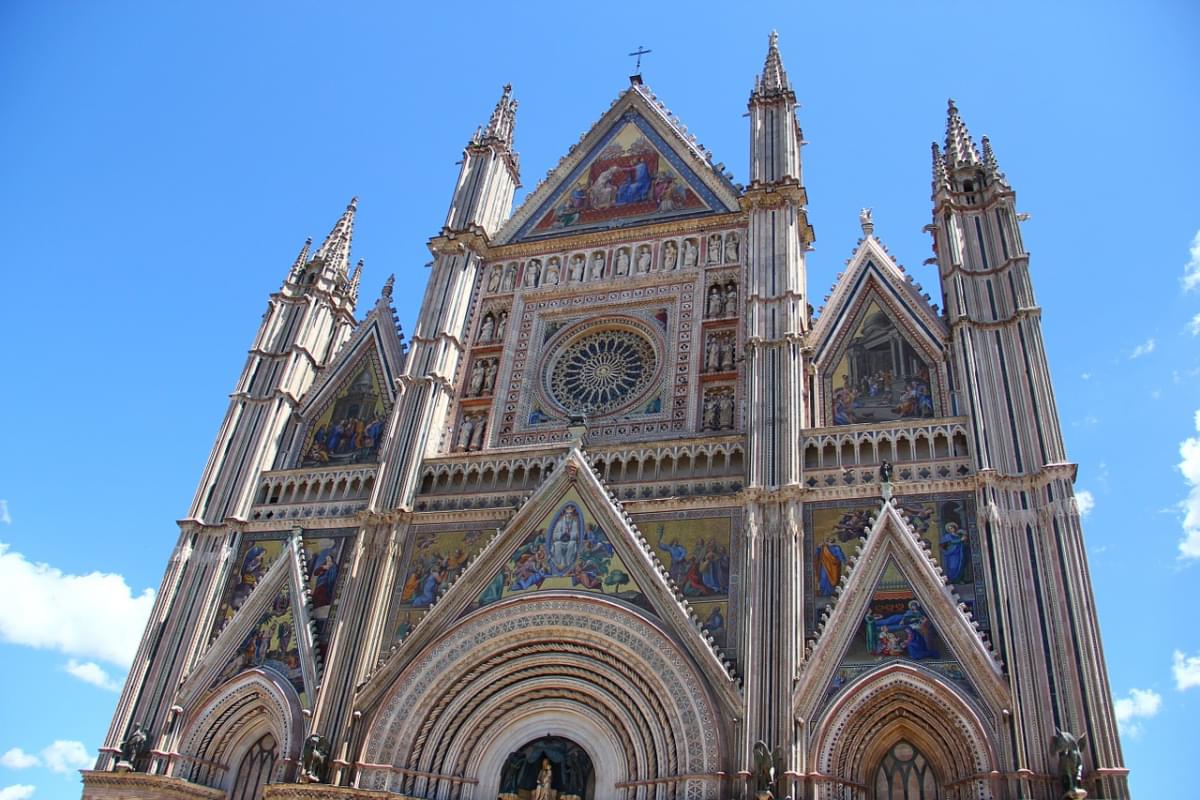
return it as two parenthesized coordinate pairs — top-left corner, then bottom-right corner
(83, 35), (1128, 800)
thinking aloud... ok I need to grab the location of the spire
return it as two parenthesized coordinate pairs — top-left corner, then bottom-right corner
(754, 31), (791, 96)
(348, 258), (363, 303)
(479, 84), (518, 151)
(944, 99), (981, 168)
(288, 236), (312, 282)
(981, 135), (1011, 188)
(314, 197), (357, 276)
(931, 141), (950, 194)
(381, 273), (395, 300)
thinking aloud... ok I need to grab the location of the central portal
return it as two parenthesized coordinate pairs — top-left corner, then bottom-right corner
(497, 736), (594, 800)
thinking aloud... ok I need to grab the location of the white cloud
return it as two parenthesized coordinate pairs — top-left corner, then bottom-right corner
(0, 786), (36, 800)
(1113, 687), (1162, 736)
(1184, 229), (1200, 292)
(1188, 313), (1200, 336)
(0, 749), (39, 769)
(1180, 410), (1200, 559)
(1130, 338), (1156, 359)
(38, 741), (90, 775)
(64, 659), (120, 692)
(1075, 490), (1095, 518)
(1080, 372), (1091, 380)
(1174, 649), (1200, 691)
(0, 501), (9, 525)
(0, 543), (155, 667)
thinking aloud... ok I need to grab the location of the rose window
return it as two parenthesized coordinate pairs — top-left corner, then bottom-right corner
(548, 329), (658, 415)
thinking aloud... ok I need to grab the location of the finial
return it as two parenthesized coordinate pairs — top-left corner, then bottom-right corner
(289, 236), (313, 279)
(754, 30), (790, 96)
(981, 135), (1010, 188)
(859, 208), (874, 237)
(481, 84), (518, 151)
(931, 141), (950, 193)
(944, 98), (981, 167)
(382, 273), (395, 299)
(314, 197), (358, 277)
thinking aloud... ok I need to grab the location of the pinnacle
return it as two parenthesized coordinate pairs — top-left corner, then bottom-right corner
(981, 135), (1010, 187)
(290, 236), (313, 275)
(944, 98), (981, 167)
(480, 83), (518, 151)
(931, 141), (950, 194)
(754, 30), (791, 96)
(314, 197), (358, 276)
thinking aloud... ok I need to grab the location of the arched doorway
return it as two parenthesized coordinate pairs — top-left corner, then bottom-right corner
(873, 740), (938, 800)
(498, 736), (594, 800)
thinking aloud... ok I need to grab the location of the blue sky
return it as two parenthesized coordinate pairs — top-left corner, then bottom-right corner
(0, 2), (1197, 798)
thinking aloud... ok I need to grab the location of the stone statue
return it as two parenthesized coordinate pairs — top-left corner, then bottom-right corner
(725, 232), (740, 263)
(682, 238), (698, 267)
(484, 360), (498, 393)
(116, 722), (149, 771)
(636, 245), (652, 273)
(486, 265), (502, 292)
(591, 251), (607, 279)
(615, 248), (631, 276)
(569, 254), (585, 282)
(468, 361), (486, 396)
(456, 417), (474, 451)
(497, 311), (508, 339)
(1052, 729), (1088, 799)
(545, 258), (560, 286)
(724, 281), (738, 315)
(706, 285), (723, 318)
(720, 334), (735, 371)
(299, 733), (331, 783)
(530, 757), (555, 800)
(859, 207), (874, 236)
(663, 239), (678, 270)
(470, 417), (487, 450)
(705, 335), (719, 372)
(479, 313), (495, 342)
(524, 259), (541, 288)
(751, 740), (785, 798)
(501, 264), (516, 292)
(718, 391), (735, 429)
(707, 233), (722, 263)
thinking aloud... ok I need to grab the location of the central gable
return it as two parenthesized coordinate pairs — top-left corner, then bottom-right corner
(500, 86), (741, 244)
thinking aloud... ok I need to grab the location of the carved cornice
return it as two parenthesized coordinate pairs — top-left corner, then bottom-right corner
(264, 785), (415, 800)
(428, 225), (490, 257)
(80, 771), (226, 800)
(739, 179), (808, 210)
(975, 462), (1078, 489)
(485, 213), (747, 260)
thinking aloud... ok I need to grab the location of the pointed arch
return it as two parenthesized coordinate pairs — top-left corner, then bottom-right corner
(810, 663), (999, 799)
(176, 668), (304, 795)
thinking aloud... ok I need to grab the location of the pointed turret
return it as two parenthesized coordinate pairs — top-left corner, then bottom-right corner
(944, 99), (981, 168)
(753, 30), (792, 98)
(931, 141), (951, 196)
(286, 236), (313, 285)
(443, 86), (521, 234)
(348, 258), (364, 304)
(314, 197), (358, 277)
(477, 83), (518, 153)
(981, 135), (1010, 188)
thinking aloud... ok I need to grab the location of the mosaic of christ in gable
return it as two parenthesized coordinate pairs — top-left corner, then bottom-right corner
(534, 123), (704, 233)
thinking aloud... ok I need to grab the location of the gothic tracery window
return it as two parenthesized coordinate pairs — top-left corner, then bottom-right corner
(230, 732), (278, 800)
(873, 740), (938, 800)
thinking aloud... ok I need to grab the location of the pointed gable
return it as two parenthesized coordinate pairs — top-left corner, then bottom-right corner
(366, 448), (740, 715)
(796, 499), (1007, 722)
(289, 292), (406, 468)
(811, 234), (950, 426)
(498, 84), (741, 244)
